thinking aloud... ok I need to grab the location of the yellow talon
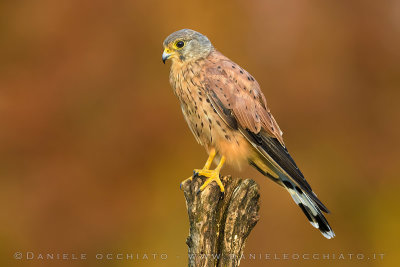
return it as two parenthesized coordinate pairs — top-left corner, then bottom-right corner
(196, 169), (225, 193)
(195, 154), (226, 193)
(181, 148), (216, 188)
(180, 149), (226, 193)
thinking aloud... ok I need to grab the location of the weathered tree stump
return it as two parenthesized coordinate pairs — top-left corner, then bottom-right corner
(181, 175), (260, 267)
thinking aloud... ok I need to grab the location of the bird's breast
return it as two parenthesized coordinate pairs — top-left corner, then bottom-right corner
(169, 61), (251, 168)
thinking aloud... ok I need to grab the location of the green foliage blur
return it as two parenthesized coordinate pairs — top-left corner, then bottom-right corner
(0, 1), (399, 266)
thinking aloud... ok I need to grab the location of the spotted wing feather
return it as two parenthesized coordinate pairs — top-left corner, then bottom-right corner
(197, 50), (334, 239)
(200, 51), (284, 145)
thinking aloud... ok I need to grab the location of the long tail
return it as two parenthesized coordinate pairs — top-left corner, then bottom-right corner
(249, 158), (335, 239)
(280, 176), (335, 239)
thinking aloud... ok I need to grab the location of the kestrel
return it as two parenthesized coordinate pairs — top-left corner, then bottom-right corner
(162, 29), (334, 239)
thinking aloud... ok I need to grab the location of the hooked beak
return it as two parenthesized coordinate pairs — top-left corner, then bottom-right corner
(162, 49), (172, 64)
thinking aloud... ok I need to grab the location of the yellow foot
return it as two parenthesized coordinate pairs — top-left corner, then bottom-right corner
(193, 169), (225, 194)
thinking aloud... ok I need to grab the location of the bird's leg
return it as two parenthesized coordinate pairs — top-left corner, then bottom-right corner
(195, 155), (226, 193)
(202, 148), (216, 170)
(180, 148), (216, 189)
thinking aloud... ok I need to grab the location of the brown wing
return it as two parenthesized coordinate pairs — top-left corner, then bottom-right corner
(200, 51), (284, 145)
(199, 51), (326, 202)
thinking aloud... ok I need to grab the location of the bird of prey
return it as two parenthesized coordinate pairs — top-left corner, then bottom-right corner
(162, 29), (335, 239)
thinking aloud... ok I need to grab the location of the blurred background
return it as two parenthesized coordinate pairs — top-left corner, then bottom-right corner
(0, 0), (399, 266)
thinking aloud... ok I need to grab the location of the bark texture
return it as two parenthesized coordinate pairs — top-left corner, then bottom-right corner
(181, 175), (260, 267)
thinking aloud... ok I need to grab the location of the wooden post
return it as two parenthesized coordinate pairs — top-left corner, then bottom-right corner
(181, 175), (260, 267)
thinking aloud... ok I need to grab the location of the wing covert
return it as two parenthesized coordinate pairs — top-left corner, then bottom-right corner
(197, 51), (327, 211)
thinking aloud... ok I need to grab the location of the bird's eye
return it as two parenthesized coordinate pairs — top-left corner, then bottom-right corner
(175, 40), (185, 49)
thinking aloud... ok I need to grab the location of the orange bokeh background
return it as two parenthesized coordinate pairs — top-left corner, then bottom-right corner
(0, 1), (399, 266)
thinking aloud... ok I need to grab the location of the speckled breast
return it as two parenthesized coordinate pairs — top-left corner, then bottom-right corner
(169, 61), (217, 147)
(168, 59), (252, 167)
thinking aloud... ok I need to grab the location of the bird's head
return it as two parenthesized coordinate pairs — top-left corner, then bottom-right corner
(162, 29), (213, 64)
